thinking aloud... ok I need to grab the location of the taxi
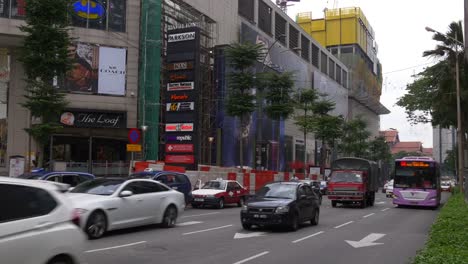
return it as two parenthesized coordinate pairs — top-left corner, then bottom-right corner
(191, 179), (248, 209)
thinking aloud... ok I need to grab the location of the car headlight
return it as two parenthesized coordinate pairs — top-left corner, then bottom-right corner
(241, 205), (248, 212)
(275, 206), (289, 214)
(75, 208), (88, 215)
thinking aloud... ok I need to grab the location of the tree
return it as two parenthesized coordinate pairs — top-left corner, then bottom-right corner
(367, 136), (392, 162)
(294, 88), (319, 174)
(264, 71), (295, 171)
(19, 0), (73, 167)
(311, 99), (343, 175)
(225, 43), (264, 170)
(444, 148), (456, 174)
(339, 116), (371, 158)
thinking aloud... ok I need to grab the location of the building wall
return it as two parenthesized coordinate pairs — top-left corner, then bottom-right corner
(0, 2), (141, 174)
(348, 98), (380, 138)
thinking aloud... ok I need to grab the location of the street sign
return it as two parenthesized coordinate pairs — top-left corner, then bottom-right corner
(127, 144), (142, 152)
(128, 128), (141, 144)
(166, 144), (194, 153)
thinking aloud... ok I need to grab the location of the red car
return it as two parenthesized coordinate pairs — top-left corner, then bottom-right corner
(191, 179), (248, 209)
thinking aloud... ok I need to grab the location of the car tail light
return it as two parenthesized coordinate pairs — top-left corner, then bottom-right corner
(71, 209), (81, 227)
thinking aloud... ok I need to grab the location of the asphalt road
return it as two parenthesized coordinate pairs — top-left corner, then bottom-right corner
(83, 192), (448, 264)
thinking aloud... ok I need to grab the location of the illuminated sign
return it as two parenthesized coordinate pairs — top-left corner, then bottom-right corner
(165, 155), (195, 164)
(167, 82), (194, 91)
(166, 102), (195, 112)
(165, 123), (194, 132)
(168, 32), (196, 43)
(166, 144), (194, 153)
(169, 72), (193, 82)
(399, 161), (430, 167)
(72, 0), (106, 21)
(166, 135), (193, 142)
(167, 62), (194, 71)
(170, 94), (190, 101)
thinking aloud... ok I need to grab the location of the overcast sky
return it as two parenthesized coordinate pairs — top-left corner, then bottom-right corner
(281, 0), (464, 148)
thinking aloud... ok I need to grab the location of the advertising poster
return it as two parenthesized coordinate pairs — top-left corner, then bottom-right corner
(98, 47), (127, 95)
(66, 42), (99, 93)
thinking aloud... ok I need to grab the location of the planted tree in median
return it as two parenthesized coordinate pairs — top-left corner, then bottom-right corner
(225, 43), (264, 170)
(264, 71), (296, 171)
(19, 0), (73, 166)
(294, 88), (319, 174)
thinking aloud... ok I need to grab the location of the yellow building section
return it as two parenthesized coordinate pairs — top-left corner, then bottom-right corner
(297, 7), (374, 54)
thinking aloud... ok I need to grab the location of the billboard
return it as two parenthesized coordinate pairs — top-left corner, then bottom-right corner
(165, 123), (194, 132)
(166, 102), (195, 112)
(98, 47), (127, 95)
(167, 82), (194, 91)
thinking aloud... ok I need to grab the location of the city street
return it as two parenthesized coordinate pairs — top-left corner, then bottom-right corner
(83, 192), (448, 264)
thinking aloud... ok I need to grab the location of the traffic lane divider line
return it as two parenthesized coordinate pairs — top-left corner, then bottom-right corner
(292, 231), (325, 244)
(334, 221), (354, 229)
(181, 212), (220, 218)
(177, 221), (203, 226)
(182, 224), (233, 235)
(381, 208), (390, 212)
(85, 241), (146, 253)
(363, 213), (375, 218)
(233, 251), (270, 264)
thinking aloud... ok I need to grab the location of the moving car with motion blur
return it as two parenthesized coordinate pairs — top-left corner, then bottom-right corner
(241, 181), (320, 231)
(67, 178), (185, 239)
(0, 177), (85, 264)
(191, 179), (248, 209)
(19, 171), (95, 187)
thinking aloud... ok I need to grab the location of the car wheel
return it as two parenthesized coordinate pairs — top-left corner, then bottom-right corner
(311, 209), (319, 226)
(237, 197), (245, 207)
(217, 198), (224, 209)
(162, 206), (178, 228)
(289, 213), (299, 231)
(85, 211), (107, 239)
(47, 255), (73, 264)
(242, 223), (252, 230)
(331, 201), (337, 208)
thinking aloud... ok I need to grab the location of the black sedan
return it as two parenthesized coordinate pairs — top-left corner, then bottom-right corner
(300, 180), (323, 205)
(241, 181), (320, 231)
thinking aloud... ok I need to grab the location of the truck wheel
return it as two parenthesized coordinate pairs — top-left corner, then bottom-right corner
(360, 200), (366, 208)
(331, 201), (337, 208)
(369, 193), (375, 206)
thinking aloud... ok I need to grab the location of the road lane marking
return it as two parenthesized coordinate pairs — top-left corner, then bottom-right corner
(376, 201), (385, 204)
(233, 251), (270, 264)
(292, 231), (324, 243)
(363, 213), (375, 218)
(182, 225), (233, 235)
(381, 208), (390, 212)
(334, 221), (354, 229)
(85, 241), (146, 253)
(177, 221), (203, 226)
(181, 212), (220, 218)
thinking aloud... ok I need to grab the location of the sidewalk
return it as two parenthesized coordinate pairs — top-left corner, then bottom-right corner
(412, 190), (468, 264)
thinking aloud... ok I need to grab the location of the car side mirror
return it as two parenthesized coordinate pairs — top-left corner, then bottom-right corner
(119, 190), (133, 197)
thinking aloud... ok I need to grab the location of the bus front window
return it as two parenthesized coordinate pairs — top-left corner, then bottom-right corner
(394, 167), (436, 189)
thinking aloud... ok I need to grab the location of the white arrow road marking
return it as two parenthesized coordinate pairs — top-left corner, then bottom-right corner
(346, 233), (386, 248)
(233, 251), (270, 264)
(292, 231), (324, 243)
(376, 201), (385, 204)
(234, 232), (267, 239)
(182, 225), (233, 235)
(85, 241), (146, 253)
(334, 221), (354, 229)
(177, 221), (203, 226)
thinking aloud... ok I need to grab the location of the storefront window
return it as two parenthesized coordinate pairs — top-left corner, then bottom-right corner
(0, 0), (10, 18)
(10, 0), (26, 18)
(0, 49), (9, 167)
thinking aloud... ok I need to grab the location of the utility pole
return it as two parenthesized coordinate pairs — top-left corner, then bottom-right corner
(464, 0), (468, 201)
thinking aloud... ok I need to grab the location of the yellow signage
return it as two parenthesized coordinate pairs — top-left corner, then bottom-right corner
(126, 144), (142, 152)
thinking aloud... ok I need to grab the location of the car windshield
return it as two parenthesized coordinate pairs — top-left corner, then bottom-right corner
(330, 171), (363, 183)
(129, 173), (154, 179)
(71, 179), (125, 195)
(17, 173), (43, 179)
(202, 181), (226, 190)
(256, 183), (297, 199)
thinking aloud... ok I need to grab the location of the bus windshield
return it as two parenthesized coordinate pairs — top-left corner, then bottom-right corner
(394, 167), (437, 189)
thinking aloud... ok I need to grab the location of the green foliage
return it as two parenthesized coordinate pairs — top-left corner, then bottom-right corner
(367, 136), (392, 162)
(412, 193), (468, 264)
(19, 0), (72, 149)
(392, 151), (424, 160)
(444, 149), (456, 173)
(311, 114), (344, 145)
(264, 72), (295, 121)
(225, 91), (256, 117)
(225, 43), (265, 71)
(397, 21), (467, 133)
(294, 88), (319, 134)
(339, 116), (371, 158)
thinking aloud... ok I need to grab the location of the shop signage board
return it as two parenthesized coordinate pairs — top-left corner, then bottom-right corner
(167, 82), (194, 91)
(166, 102), (195, 112)
(60, 109), (126, 128)
(166, 144), (194, 153)
(165, 135), (193, 142)
(126, 144), (142, 152)
(165, 155), (195, 164)
(168, 32), (196, 42)
(165, 123), (194, 132)
(167, 61), (194, 71)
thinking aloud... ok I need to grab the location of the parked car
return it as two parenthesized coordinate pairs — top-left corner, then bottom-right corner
(67, 178), (185, 239)
(300, 180), (323, 205)
(130, 170), (192, 203)
(191, 179), (248, 209)
(19, 171), (95, 187)
(320, 180), (328, 194)
(441, 181), (452, 192)
(383, 180), (391, 193)
(241, 181), (320, 231)
(0, 177), (86, 264)
(386, 179), (394, 198)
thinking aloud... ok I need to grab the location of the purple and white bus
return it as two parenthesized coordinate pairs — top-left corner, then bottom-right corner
(393, 157), (441, 208)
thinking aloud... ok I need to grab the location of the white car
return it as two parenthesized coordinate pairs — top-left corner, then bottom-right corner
(386, 179), (394, 198)
(0, 177), (85, 264)
(67, 178), (185, 239)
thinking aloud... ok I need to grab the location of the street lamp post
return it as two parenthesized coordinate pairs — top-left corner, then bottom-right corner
(208, 136), (214, 165)
(426, 26), (464, 193)
(141, 125), (148, 160)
